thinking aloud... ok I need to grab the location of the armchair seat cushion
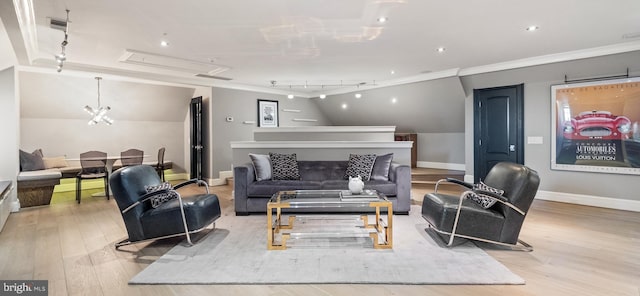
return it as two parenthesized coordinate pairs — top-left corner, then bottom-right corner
(422, 192), (505, 242)
(140, 193), (221, 239)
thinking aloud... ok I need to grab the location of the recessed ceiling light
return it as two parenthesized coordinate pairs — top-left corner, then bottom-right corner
(355, 93), (362, 98)
(377, 17), (387, 23)
(391, 97), (397, 104)
(319, 94), (326, 99)
(287, 94), (294, 99)
(160, 40), (169, 47)
(390, 70), (395, 75)
(526, 25), (539, 31)
(436, 47), (446, 53)
(342, 103), (348, 109)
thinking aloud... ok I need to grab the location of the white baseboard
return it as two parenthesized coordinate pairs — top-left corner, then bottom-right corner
(447, 176), (639, 212)
(416, 161), (465, 171)
(206, 170), (233, 187)
(464, 174), (474, 183)
(535, 190), (640, 212)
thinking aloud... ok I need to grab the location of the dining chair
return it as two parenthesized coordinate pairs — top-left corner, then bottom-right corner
(121, 148), (144, 167)
(155, 147), (168, 181)
(76, 150), (109, 204)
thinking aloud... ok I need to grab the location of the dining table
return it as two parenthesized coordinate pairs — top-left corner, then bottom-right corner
(68, 154), (150, 197)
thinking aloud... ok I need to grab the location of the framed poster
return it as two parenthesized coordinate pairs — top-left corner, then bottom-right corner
(551, 76), (640, 175)
(257, 99), (279, 127)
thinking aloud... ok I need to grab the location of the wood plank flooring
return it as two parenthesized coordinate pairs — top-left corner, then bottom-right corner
(0, 182), (638, 296)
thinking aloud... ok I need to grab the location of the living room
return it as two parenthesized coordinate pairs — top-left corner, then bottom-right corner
(1, 1), (639, 295)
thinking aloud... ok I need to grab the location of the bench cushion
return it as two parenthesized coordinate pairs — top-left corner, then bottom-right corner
(17, 169), (62, 181)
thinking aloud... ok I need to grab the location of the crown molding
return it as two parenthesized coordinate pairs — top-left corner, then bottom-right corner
(458, 40), (640, 76)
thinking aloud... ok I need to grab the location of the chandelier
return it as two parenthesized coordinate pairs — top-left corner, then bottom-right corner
(84, 77), (114, 125)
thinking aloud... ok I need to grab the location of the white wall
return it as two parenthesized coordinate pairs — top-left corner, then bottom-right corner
(19, 71), (195, 172)
(0, 67), (19, 230)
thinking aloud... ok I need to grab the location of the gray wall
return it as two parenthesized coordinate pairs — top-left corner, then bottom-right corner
(209, 87), (332, 178)
(461, 50), (640, 201)
(313, 77), (466, 133)
(418, 133), (465, 164)
(19, 71), (194, 172)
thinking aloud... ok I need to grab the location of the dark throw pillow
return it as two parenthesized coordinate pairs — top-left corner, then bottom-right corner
(249, 153), (272, 181)
(344, 154), (377, 181)
(145, 182), (179, 208)
(467, 181), (505, 209)
(370, 153), (393, 181)
(269, 153), (301, 180)
(19, 149), (45, 171)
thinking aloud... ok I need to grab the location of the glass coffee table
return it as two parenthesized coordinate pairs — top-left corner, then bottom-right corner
(266, 190), (393, 250)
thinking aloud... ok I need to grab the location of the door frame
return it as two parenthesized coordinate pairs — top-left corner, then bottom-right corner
(473, 84), (525, 182)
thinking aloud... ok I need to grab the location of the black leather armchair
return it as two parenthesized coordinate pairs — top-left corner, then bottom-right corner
(421, 162), (540, 251)
(109, 165), (221, 249)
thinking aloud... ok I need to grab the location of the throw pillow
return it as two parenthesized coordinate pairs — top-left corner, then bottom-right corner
(467, 181), (505, 209)
(145, 182), (179, 208)
(19, 149), (45, 171)
(249, 153), (271, 181)
(269, 153), (301, 180)
(43, 156), (69, 169)
(370, 153), (394, 181)
(344, 154), (377, 181)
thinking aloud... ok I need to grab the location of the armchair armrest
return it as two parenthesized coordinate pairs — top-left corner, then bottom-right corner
(471, 189), (525, 215)
(434, 178), (473, 192)
(174, 178), (210, 194)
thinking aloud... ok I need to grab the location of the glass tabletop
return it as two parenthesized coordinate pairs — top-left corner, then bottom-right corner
(269, 190), (387, 208)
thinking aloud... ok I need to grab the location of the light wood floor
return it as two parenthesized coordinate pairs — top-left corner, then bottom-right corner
(0, 183), (638, 296)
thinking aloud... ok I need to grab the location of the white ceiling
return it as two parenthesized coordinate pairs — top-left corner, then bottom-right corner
(4, 0), (640, 95)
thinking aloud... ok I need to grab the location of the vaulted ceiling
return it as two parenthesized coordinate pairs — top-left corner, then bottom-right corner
(2, 0), (640, 96)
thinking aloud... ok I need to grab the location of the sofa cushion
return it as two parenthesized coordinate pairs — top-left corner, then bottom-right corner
(43, 156), (68, 169)
(370, 153), (393, 181)
(249, 153), (271, 181)
(344, 154), (376, 181)
(247, 180), (322, 197)
(20, 149), (45, 171)
(270, 153), (301, 180)
(298, 161), (348, 181)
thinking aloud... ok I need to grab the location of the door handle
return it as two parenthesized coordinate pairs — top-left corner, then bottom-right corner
(509, 145), (516, 152)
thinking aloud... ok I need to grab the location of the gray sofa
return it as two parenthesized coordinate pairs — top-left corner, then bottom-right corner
(233, 160), (411, 215)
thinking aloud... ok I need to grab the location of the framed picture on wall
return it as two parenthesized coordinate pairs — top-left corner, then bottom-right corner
(551, 76), (640, 175)
(257, 99), (279, 127)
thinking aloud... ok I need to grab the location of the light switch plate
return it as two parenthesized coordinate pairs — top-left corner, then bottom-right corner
(527, 136), (543, 144)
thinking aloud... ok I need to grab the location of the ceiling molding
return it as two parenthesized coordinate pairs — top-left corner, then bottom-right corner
(15, 40), (640, 99)
(119, 49), (230, 76)
(458, 41), (640, 76)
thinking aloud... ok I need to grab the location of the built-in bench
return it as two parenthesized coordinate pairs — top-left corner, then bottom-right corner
(17, 161), (173, 208)
(17, 169), (62, 207)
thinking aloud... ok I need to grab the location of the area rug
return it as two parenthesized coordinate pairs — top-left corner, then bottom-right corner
(130, 206), (524, 285)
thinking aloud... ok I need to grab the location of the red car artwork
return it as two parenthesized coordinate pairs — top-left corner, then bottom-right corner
(563, 111), (631, 140)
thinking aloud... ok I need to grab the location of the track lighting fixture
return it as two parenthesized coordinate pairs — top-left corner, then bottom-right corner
(55, 9), (70, 73)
